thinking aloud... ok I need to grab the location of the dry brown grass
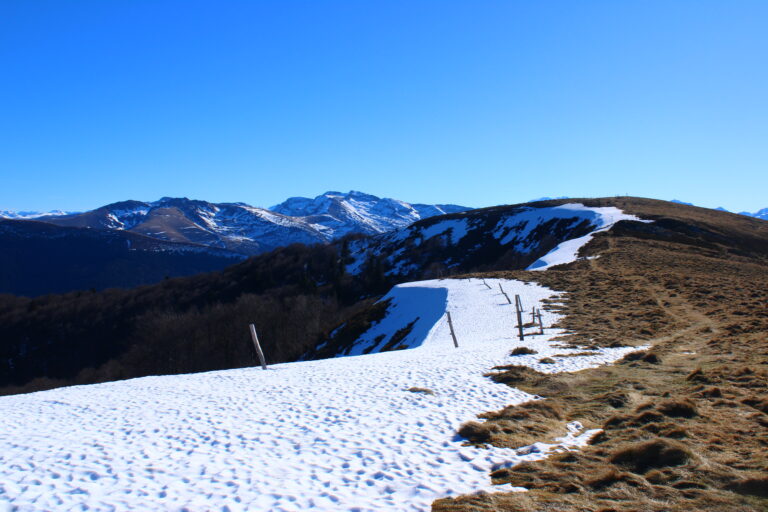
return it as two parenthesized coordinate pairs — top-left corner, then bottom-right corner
(407, 386), (436, 395)
(434, 199), (768, 512)
(458, 399), (568, 448)
(552, 352), (599, 358)
(510, 346), (537, 356)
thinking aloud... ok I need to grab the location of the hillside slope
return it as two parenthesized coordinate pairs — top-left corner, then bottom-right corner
(342, 202), (644, 277)
(0, 199), (649, 394)
(0, 219), (242, 296)
(0, 279), (639, 511)
(434, 198), (768, 512)
(0, 197), (764, 510)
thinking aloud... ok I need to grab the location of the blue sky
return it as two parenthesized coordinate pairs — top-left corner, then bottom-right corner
(1, 1), (766, 212)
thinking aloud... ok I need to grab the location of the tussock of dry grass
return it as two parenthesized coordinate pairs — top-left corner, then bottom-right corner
(609, 438), (693, 473)
(459, 399), (567, 448)
(406, 387), (435, 395)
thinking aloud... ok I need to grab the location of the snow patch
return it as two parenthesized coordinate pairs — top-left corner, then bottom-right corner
(419, 218), (471, 244)
(527, 204), (649, 270)
(0, 278), (642, 511)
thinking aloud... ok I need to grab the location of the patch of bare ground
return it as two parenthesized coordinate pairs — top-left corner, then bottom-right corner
(435, 200), (768, 512)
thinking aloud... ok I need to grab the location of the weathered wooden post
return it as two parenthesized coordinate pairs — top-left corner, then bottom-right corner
(446, 311), (459, 348)
(514, 295), (525, 341)
(249, 323), (267, 370)
(531, 307), (537, 324)
(537, 309), (544, 335)
(498, 283), (512, 304)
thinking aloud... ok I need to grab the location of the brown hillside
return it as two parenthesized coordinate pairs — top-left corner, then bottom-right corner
(435, 197), (768, 512)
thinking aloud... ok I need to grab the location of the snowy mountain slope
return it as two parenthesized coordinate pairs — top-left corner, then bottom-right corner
(42, 198), (323, 255)
(0, 278), (641, 512)
(343, 202), (647, 278)
(524, 204), (650, 270)
(271, 190), (468, 237)
(15, 192), (470, 256)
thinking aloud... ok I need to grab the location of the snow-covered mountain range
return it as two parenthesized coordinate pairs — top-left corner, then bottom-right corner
(0, 191), (468, 255)
(0, 209), (74, 220)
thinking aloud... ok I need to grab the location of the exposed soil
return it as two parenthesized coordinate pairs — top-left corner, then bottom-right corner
(434, 199), (768, 512)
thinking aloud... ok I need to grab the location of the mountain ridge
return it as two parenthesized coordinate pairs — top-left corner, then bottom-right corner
(2, 191), (469, 256)
(2, 196), (765, 395)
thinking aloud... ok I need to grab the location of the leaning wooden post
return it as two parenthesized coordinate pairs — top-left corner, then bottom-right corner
(498, 283), (512, 304)
(249, 323), (267, 370)
(446, 311), (459, 348)
(514, 294), (525, 341)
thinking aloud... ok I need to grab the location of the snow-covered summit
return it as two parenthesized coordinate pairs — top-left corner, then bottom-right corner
(271, 190), (469, 237)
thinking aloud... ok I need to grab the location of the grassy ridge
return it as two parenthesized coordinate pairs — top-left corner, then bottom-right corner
(435, 199), (768, 511)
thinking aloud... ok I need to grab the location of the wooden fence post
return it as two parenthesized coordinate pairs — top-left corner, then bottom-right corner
(249, 324), (267, 370)
(446, 311), (459, 348)
(514, 294), (525, 341)
(537, 309), (544, 335)
(498, 283), (512, 304)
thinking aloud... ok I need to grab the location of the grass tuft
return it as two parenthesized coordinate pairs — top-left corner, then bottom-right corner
(406, 387), (435, 395)
(658, 398), (698, 418)
(609, 438), (693, 473)
(457, 421), (497, 443)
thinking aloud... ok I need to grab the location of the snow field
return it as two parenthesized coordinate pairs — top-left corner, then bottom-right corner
(525, 203), (649, 270)
(0, 279), (641, 511)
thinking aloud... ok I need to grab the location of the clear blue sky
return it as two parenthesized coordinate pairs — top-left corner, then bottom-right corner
(1, 1), (766, 213)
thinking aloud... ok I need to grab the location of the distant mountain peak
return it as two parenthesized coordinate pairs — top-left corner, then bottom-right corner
(746, 207), (768, 220)
(0, 209), (78, 220)
(270, 191), (469, 238)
